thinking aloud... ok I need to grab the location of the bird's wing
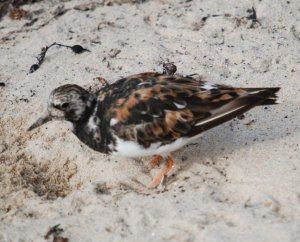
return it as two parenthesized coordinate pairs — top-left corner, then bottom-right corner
(102, 72), (279, 148)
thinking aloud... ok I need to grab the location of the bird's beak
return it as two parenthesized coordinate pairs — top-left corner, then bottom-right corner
(27, 110), (52, 131)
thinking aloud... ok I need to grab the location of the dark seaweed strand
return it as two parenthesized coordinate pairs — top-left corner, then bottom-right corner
(29, 42), (90, 73)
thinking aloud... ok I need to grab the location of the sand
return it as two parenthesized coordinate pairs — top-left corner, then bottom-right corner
(0, 0), (299, 241)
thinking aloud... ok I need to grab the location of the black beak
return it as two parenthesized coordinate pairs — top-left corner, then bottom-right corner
(27, 111), (52, 131)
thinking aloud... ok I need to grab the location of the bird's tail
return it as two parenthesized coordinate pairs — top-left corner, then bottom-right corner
(243, 87), (280, 105)
(192, 87), (280, 133)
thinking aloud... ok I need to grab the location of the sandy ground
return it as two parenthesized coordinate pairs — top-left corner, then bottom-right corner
(0, 0), (300, 241)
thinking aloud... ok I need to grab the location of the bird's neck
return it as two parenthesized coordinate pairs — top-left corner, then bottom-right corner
(76, 96), (97, 125)
(73, 99), (110, 154)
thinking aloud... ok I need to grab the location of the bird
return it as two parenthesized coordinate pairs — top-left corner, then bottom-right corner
(28, 72), (280, 188)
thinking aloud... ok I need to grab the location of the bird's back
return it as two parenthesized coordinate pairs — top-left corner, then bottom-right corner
(98, 72), (279, 152)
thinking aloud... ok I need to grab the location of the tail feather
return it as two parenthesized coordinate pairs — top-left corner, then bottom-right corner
(193, 87), (281, 132)
(243, 87), (280, 105)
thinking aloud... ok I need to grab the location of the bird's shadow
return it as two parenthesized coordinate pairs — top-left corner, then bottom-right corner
(165, 102), (299, 182)
(121, 100), (297, 191)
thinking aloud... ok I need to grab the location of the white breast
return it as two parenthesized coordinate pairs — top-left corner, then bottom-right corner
(111, 135), (190, 158)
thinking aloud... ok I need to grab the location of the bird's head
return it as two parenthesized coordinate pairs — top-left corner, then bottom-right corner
(28, 84), (96, 131)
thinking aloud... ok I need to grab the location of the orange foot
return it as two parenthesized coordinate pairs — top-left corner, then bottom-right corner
(147, 156), (174, 189)
(147, 154), (163, 171)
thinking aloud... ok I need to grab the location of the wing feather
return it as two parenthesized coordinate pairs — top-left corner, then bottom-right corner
(102, 73), (279, 148)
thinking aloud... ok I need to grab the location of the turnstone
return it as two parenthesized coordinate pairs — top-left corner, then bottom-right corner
(28, 72), (280, 188)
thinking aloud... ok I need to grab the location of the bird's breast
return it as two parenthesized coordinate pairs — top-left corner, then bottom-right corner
(73, 115), (111, 154)
(110, 135), (189, 158)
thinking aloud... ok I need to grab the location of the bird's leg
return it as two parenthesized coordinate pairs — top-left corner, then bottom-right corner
(147, 156), (174, 189)
(147, 154), (163, 171)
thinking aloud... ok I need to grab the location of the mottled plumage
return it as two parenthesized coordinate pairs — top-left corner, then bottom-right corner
(28, 72), (280, 188)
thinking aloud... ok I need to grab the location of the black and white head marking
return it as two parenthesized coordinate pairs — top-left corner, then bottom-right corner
(28, 84), (97, 131)
(49, 84), (96, 122)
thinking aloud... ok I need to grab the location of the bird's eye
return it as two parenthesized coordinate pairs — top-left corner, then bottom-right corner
(61, 103), (70, 109)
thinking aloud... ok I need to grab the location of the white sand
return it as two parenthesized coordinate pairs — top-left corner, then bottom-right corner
(0, 0), (299, 241)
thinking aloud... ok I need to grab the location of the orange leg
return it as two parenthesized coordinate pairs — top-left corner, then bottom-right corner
(147, 156), (174, 189)
(148, 155), (163, 170)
